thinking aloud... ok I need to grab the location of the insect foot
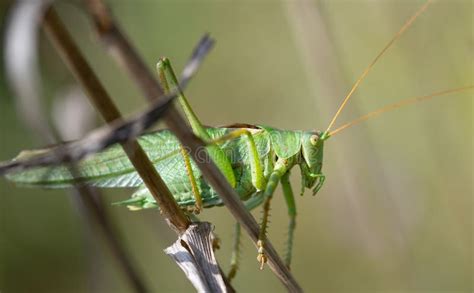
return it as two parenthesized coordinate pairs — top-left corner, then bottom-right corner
(256, 240), (267, 270)
(185, 204), (201, 215)
(193, 203), (202, 214)
(212, 235), (221, 251)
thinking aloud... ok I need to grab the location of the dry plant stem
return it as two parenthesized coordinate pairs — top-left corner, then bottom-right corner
(42, 6), (232, 292)
(42, 7), (190, 232)
(5, 2), (147, 292)
(84, 0), (164, 102)
(83, 1), (302, 291)
(73, 185), (148, 293)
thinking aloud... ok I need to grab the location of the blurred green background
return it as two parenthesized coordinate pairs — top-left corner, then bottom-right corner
(0, 0), (472, 292)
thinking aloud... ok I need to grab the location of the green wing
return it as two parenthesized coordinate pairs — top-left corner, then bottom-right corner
(113, 127), (271, 210)
(6, 127), (271, 208)
(6, 130), (185, 188)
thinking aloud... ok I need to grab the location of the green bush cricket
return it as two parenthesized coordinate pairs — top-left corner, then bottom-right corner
(3, 0), (472, 281)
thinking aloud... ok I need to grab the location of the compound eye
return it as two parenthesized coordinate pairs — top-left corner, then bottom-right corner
(310, 135), (319, 146)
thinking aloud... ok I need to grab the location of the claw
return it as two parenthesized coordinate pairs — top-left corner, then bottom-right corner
(256, 240), (267, 270)
(184, 204), (202, 214)
(257, 253), (267, 270)
(212, 236), (221, 251)
(194, 203), (202, 214)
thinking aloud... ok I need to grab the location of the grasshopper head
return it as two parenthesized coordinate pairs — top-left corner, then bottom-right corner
(299, 131), (327, 195)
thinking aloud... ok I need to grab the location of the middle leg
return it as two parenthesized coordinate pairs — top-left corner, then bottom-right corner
(281, 172), (296, 268)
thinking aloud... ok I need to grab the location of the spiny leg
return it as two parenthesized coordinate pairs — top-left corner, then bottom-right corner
(257, 158), (292, 269)
(179, 145), (202, 213)
(281, 172), (296, 268)
(257, 196), (273, 269)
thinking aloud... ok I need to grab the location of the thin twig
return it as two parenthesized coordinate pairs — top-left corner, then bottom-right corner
(72, 184), (148, 292)
(0, 36), (213, 175)
(42, 7), (190, 232)
(83, 0), (302, 291)
(0, 95), (175, 175)
(4, 2), (148, 292)
(41, 5), (233, 292)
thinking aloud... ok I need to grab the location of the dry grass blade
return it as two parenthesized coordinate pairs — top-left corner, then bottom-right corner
(42, 6), (191, 232)
(3, 1), (148, 292)
(83, 0), (302, 291)
(41, 4), (233, 291)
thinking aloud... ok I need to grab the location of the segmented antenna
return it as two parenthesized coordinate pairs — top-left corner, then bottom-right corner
(324, 0), (433, 135)
(328, 86), (474, 137)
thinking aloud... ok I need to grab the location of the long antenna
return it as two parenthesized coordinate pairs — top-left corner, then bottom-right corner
(324, 0), (433, 135)
(328, 86), (473, 137)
